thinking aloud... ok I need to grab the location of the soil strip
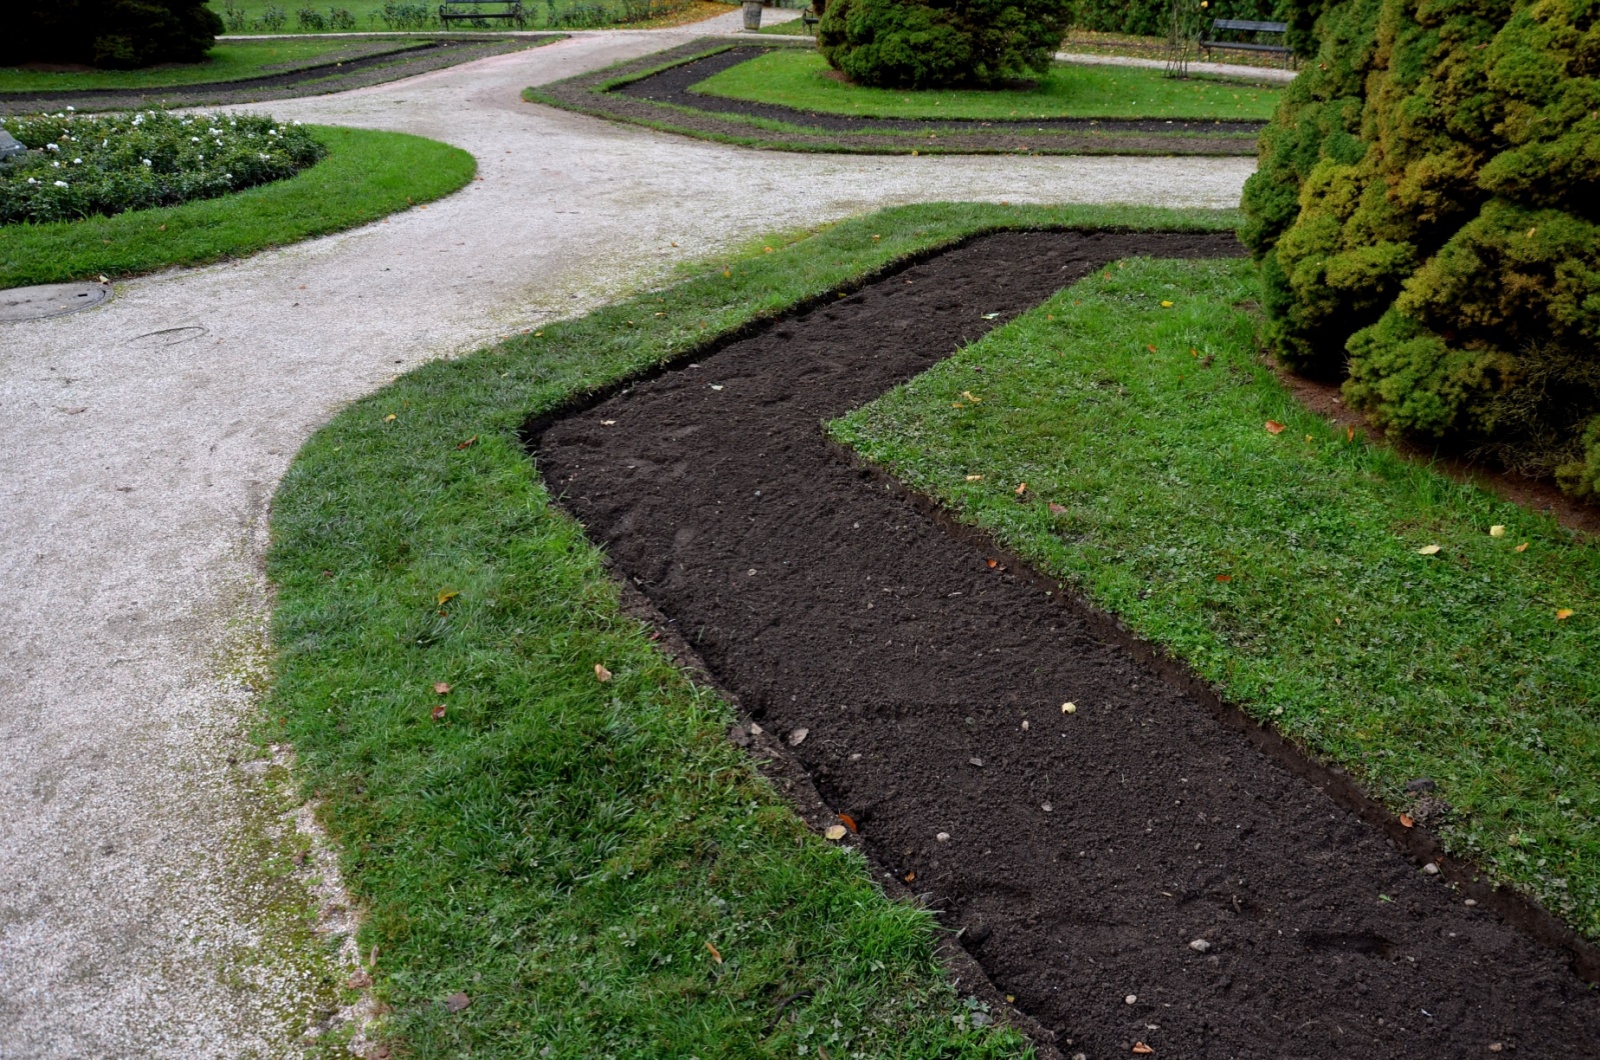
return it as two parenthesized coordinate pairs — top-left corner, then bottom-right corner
(530, 41), (1262, 156)
(534, 230), (1600, 1057)
(0, 36), (563, 115)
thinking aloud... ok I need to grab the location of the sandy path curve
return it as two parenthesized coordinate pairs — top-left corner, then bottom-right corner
(0, 15), (1254, 1057)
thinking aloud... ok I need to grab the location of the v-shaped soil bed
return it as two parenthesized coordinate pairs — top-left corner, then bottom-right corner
(533, 231), (1600, 1057)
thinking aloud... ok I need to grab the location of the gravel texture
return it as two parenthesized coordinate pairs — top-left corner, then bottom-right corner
(0, 11), (1253, 1057)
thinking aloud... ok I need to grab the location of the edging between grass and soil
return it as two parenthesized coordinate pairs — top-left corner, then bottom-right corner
(0, 125), (474, 289)
(525, 39), (1263, 156)
(0, 35), (563, 115)
(265, 203), (1241, 1058)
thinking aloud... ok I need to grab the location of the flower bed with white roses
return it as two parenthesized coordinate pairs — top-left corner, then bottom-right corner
(0, 110), (325, 225)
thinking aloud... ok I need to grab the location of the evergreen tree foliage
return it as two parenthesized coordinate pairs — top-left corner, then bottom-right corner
(1241, 0), (1600, 494)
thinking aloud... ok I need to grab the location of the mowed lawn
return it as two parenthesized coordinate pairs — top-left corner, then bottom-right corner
(691, 48), (1281, 121)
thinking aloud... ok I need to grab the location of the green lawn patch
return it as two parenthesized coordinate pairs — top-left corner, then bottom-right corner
(830, 256), (1600, 941)
(0, 125), (472, 289)
(693, 48), (1281, 121)
(266, 203), (1238, 1057)
(0, 37), (429, 92)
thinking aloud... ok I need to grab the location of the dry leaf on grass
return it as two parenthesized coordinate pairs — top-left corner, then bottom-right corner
(445, 992), (471, 1013)
(594, 663), (612, 682)
(1014, 482), (1027, 495)
(431, 705), (446, 721)
(1161, 300), (1174, 307)
(1489, 525), (1506, 537)
(1215, 574), (1233, 583)
(704, 940), (723, 963)
(433, 682), (451, 695)
(1145, 344), (1158, 354)
(1556, 609), (1574, 620)
(1417, 544), (1441, 555)
(436, 589), (459, 606)
(1516, 542), (1529, 552)
(1265, 420), (1285, 434)
(1400, 813), (1415, 828)
(965, 474), (983, 481)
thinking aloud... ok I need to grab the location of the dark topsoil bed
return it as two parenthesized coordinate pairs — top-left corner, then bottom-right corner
(529, 41), (1261, 156)
(0, 35), (560, 114)
(534, 231), (1600, 1058)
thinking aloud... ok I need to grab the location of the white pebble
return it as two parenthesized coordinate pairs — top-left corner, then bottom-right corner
(1421, 862), (1440, 875)
(1125, 994), (1137, 1005)
(1189, 939), (1211, 953)
(936, 832), (950, 842)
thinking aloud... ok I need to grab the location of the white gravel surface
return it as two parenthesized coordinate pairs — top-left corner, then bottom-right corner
(0, 12), (1255, 1057)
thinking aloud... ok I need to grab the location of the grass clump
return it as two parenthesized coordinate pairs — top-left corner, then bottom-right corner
(694, 48), (1281, 120)
(266, 203), (1238, 1057)
(831, 255), (1600, 941)
(1, 110), (323, 224)
(0, 124), (472, 288)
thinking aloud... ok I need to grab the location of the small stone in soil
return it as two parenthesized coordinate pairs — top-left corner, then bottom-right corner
(1041, 802), (1053, 812)
(969, 757), (984, 767)
(1422, 862), (1440, 875)
(1464, 898), (1477, 907)
(788, 727), (807, 745)
(1189, 939), (1211, 953)
(1125, 994), (1138, 1005)
(936, 832), (951, 842)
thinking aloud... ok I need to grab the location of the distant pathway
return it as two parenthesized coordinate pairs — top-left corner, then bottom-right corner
(0, 12), (1254, 1056)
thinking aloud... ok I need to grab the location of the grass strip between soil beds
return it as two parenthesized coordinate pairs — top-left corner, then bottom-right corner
(691, 48), (1282, 121)
(831, 256), (1600, 942)
(266, 203), (1239, 1058)
(0, 37), (432, 93)
(0, 125), (474, 289)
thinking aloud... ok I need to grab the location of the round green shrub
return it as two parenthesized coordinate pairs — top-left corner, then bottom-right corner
(818, 0), (1073, 88)
(1241, 0), (1600, 492)
(6, 1), (223, 70)
(0, 111), (326, 225)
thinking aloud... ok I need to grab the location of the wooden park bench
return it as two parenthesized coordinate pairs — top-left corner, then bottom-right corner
(438, 0), (527, 28)
(1198, 18), (1295, 67)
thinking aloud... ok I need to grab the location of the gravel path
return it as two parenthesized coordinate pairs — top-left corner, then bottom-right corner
(0, 14), (1254, 1057)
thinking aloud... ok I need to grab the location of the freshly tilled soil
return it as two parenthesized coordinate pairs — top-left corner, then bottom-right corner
(536, 230), (1600, 1058)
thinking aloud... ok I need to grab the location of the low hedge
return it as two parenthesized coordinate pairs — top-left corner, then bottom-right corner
(1241, 0), (1600, 496)
(1, 110), (323, 225)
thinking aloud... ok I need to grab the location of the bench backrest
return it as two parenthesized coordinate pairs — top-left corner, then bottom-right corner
(1210, 18), (1288, 32)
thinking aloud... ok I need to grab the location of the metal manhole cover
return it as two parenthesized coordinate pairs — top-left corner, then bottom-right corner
(1, 282), (113, 323)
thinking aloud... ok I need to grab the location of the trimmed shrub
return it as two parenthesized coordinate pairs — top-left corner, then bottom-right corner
(818, 0), (1073, 88)
(5, 1), (223, 70)
(0, 111), (325, 225)
(1241, 0), (1600, 493)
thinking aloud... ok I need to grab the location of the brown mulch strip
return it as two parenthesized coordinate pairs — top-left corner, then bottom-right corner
(528, 40), (1263, 156)
(533, 230), (1600, 1057)
(0, 35), (563, 115)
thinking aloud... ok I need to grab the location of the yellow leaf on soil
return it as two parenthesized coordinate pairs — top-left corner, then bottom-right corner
(824, 825), (847, 841)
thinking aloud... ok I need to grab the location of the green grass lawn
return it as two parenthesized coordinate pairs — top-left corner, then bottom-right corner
(831, 256), (1600, 942)
(0, 37), (428, 92)
(0, 125), (473, 289)
(692, 48), (1281, 121)
(209, 0), (720, 33)
(266, 203), (1239, 1057)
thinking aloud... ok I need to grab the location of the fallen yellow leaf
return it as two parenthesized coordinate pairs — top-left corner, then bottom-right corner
(437, 589), (459, 605)
(1014, 482), (1027, 495)
(1417, 544), (1441, 555)
(1556, 608), (1574, 620)
(1490, 525), (1506, 537)
(1265, 420), (1285, 434)
(433, 681), (451, 695)
(1516, 542), (1529, 552)
(704, 940), (723, 963)
(1161, 300), (1174, 308)
(961, 390), (982, 403)
(595, 663), (612, 682)
(965, 474), (983, 481)
(384, 413), (397, 422)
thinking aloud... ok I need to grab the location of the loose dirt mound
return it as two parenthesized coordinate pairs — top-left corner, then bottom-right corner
(535, 231), (1600, 1057)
